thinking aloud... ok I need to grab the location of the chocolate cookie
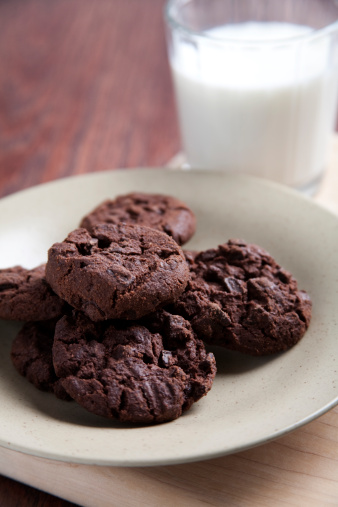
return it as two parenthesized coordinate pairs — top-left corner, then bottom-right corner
(46, 224), (190, 321)
(11, 319), (70, 400)
(53, 310), (216, 423)
(173, 240), (312, 355)
(79, 192), (196, 246)
(0, 265), (66, 321)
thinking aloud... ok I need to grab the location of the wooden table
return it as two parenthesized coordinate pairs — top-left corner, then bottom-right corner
(0, 1), (337, 506)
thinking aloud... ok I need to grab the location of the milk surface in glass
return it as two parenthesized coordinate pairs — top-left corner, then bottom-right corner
(170, 22), (338, 189)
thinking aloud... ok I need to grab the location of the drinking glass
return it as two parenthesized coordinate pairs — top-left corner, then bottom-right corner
(164, 0), (338, 194)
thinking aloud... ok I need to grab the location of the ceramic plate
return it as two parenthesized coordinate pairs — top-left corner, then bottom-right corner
(0, 169), (337, 466)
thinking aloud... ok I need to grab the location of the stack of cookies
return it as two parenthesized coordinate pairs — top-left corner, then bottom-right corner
(0, 192), (312, 424)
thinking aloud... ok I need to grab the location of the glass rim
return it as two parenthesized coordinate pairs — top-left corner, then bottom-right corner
(164, 0), (338, 46)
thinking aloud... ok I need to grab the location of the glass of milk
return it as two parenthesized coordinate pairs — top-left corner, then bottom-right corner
(164, 0), (338, 194)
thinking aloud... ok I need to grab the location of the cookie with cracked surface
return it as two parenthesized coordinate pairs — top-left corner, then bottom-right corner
(172, 240), (312, 355)
(0, 265), (66, 321)
(46, 224), (190, 321)
(53, 310), (216, 423)
(11, 319), (70, 400)
(79, 192), (196, 246)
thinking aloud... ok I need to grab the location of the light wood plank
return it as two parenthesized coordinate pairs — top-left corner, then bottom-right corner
(1, 407), (337, 506)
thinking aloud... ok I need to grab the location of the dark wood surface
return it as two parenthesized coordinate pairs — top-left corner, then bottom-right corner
(0, 0), (177, 505)
(0, 0), (178, 199)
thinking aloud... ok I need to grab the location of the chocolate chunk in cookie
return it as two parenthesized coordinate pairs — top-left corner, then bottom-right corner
(11, 319), (70, 400)
(79, 192), (196, 246)
(0, 265), (66, 321)
(46, 224), (190, 321)
(53, 310), (216, 423)
(173, 240), (312, 355)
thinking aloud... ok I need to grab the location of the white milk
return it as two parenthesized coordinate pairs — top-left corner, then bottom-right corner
(170, 22), (338, 189)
